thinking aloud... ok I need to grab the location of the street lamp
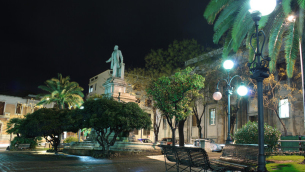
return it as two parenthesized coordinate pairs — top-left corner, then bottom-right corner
(248, 0), (276, 171)
(213, 60), (248, 144)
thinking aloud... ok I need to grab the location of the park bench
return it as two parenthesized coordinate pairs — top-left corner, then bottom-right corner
(17, 144), (30, 150)
(159, 145), (224, 172)
(212, 144), (269, 172)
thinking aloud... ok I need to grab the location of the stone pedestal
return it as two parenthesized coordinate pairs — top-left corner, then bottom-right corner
(103, 77), (136, 103)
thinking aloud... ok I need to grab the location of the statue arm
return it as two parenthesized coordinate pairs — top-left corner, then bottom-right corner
(106, 57), (112, 63)
(119, 51), (123, 63)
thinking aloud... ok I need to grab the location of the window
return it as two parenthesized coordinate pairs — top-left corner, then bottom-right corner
(89, 85), (93, 93)
(279, 99), (289, 118)
(209, 108), (216, 125)
(95, 83), (97, 91)
(163, 117), (167, 129)
(192, 115), (197, 126)
(16, 103), (22, 114)
(0, 102), (5, 115)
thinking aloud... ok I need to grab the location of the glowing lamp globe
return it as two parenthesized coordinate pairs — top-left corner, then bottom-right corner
(249, 0), (276, 16)
(237, 85), (248, 96)
(213, 91), (222, 101)
(223, 60), (234, 70)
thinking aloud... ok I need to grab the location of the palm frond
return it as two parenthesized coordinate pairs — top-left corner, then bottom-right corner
(213, 16), (234, 44)
(222, 32), (234, 59)
(268, 10), (285, 72)
(298, 8), (304, 37)
(246, 26), (256, 61)
(282, 0), (292, 16)
(297, 0), (305, 10)
(203, 0), (232, 24)
(287, 59), (296, 78)
(269, 23), (285, 73)
(258, 15), (270, 29)
(285, 22), (299, 78)
(213, 0), (241, 31)
(231, 1), (253, 51)
(233, 13), (254, 51)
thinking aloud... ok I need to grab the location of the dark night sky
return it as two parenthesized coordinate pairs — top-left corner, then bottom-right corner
(0, 0), (215, 96)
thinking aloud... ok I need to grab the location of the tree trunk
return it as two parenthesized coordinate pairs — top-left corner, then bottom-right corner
(274, 110), (288, 136)
(155, 133), (159, 144)
(198, 126), (202, 139)
(105, 144), (110, 157)
(172, 128), (176, 146)
(178, 120), (186, 147)
(53, 137), (60, 154)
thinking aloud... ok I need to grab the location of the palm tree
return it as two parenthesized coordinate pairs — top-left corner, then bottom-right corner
(37, 73), (84, 109)
(204, 0), (305, 78)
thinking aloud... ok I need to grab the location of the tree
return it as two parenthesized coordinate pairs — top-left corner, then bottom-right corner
(37, 73), (84, 109)
(6, 118), (23, 137)
(145, 39), (205, 76)
(80, 98), (151, 156)
(20, 108), (78, 153)
(250, 68), (302, 136)
(152, 106), (162, 143)
(147, 67), (205, 146)
(204, 0), (305, 78)
(125, 39), (206, 143)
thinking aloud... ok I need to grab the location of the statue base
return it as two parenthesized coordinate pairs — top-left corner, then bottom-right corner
(103, 77), (136, 103)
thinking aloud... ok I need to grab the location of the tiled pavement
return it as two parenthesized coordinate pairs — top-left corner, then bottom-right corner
(0, 149), (221, 172)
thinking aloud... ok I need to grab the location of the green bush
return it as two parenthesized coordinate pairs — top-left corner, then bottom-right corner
(234, 121), (281, 150)
(10, 137), (41, 150)
(63, 136), (79, 143)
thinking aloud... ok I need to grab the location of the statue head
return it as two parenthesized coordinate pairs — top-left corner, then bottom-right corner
(114, 45), (118, 50)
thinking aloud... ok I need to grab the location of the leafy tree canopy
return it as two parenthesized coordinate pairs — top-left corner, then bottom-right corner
(80, 98), (151, 154)
(147, 67), (205, 122)
(19, 108), (78, 152)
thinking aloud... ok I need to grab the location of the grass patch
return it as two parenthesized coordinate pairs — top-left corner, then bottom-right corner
(266, 155), (305, 172)
(267, 155), (304, 162)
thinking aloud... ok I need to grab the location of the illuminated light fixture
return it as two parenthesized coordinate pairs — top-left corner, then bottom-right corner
(249, 0), (276, 16)
(237, 83), (248, 96)
(213, 90), (222, 101)
(223, 60), (234, 70)
(287, 15), (295, 22)
(213, 59), (248, 145)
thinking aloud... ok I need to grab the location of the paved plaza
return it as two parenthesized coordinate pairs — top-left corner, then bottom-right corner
(0, 148), (221, 172)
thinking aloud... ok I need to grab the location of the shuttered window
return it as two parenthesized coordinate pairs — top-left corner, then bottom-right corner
(0, 102), (5, 115)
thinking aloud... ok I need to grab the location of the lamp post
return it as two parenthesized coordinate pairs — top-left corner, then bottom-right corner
(213, 60), (248, 144)
(248, 0), (276, 171)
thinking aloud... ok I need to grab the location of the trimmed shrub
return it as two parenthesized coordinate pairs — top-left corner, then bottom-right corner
(63, 136), (79, 143)
(234, 121), (281, 150)
(10, 137), (41, 150)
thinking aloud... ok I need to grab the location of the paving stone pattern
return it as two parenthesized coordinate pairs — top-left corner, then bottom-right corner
(0, 151), (169, 172)
(0, 150), (220, 172)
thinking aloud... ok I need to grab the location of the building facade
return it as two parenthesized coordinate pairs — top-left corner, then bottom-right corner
(0, 94), (55, 146)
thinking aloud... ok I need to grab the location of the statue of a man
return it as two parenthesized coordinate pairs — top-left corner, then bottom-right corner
(106, 45), (123, 78)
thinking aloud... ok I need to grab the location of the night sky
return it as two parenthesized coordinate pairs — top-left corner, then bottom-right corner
(0, 0), (215, 96)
